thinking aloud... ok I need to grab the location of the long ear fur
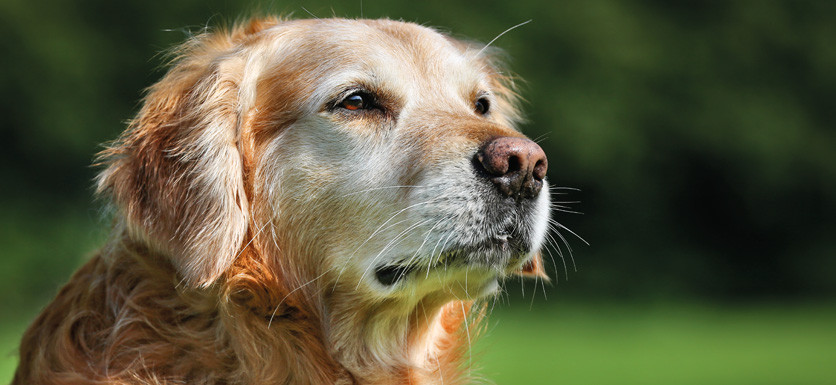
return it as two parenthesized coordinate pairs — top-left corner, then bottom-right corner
(95, 27), (268, 287)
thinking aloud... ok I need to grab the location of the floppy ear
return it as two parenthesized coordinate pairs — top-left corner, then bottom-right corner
(96, 34), (252, 287)
(516, 252), (550, 281)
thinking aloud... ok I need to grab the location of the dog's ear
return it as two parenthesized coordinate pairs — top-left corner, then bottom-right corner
(96, 30), (261, 287)
(516, 252), (549, 281)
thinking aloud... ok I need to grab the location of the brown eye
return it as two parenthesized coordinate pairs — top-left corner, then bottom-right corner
(475, 97), (490, 115)
(340, 93), (367, 111)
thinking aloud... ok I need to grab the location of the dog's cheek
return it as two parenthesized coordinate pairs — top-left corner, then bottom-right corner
(258, 122), (399, 258)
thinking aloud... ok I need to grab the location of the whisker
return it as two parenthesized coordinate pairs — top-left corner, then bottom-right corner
(356, 218), (434, 289)
(333, 197), (444, 292)
(488, 293), (500, 316)
(459, 300), (473, 374)
(548, 186), (581, 194)
(268, 267), (332, 329)
(549, 218), (589, 246)
(342, 198), (441, 269)
(426, 213), (464, 278)
(355, 198), (441, 251)
(300, 6), (320, 19)
(529, 274), (539, 309)
(433, 224), (461, 274)
(332, 216), (413, 288)
(548, 221), (580, 273)
(401, 216), (449, 278)
(551, 200), (581, 205)
(234, 219), (271, 260)
(337, 185), (426, 198)
(548, 186), (581, 191)
(531, 133), (550, 144)
(476, 20), (532, 57)
(544, 231), (569, 279)
(464, 266), (470, 299)
(551, 204), (584, 215)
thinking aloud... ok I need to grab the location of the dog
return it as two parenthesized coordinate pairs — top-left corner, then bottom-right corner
(14, 17), (551, 385)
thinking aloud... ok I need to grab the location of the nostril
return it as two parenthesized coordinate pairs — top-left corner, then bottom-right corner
(507, 154), (522, 174)
(533, 158), (547, 181)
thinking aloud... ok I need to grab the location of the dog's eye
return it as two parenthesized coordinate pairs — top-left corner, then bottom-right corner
(475, 97), (490, 115)
(339, 92), (371, 111)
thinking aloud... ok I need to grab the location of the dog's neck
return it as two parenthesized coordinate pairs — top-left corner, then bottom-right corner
(322, 288), (477, 384)
(222, 245), (476, 385)
(17, 231), (474, 384)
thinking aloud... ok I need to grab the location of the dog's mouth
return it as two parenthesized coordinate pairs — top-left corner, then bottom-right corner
(374, 264), (420, 286)
(373, 231), (527, 286)
(373, 250), (462, 286)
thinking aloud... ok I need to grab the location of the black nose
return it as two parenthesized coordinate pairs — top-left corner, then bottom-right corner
(476, 136), (548, 199)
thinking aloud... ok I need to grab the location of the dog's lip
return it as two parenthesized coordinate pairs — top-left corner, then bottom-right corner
(493, 231), (512, 251)
(374, 264), (420, 286)
(374, 232), (525, 286)
(374, 253), (456, 286)
(372, 253), (508, 287)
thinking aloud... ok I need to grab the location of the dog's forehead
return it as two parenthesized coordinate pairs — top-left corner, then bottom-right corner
(264, 19), (487, 97)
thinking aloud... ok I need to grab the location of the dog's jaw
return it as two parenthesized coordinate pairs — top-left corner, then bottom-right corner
(265, 131), (552, 384)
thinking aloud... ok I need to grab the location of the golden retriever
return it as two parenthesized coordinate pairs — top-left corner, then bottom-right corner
(14, 17), (550, 385)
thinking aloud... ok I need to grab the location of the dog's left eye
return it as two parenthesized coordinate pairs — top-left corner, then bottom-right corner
(338, 91), (374, 111)
(341, 94), (366, 110)
(475, 97), (490, 115)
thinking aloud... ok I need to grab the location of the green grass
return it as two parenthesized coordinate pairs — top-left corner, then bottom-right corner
(3, 302), (835, 384)
(0, 318), (28, 384)
(477, 302), (836, 385)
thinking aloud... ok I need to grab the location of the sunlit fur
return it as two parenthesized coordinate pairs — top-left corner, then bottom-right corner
(14, 17), (550, 385)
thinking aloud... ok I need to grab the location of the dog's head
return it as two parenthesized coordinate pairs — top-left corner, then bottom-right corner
(97, 18), (550, 302)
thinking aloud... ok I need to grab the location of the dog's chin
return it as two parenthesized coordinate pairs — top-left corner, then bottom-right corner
(372, 262), (504, 300)
(371, 237), (535, 299)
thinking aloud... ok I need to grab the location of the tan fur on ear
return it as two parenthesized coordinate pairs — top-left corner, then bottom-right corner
(95, 26), (269, 287)
(517, 252), (550, 280)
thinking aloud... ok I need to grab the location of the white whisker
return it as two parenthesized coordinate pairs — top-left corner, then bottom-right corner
(348, 198), (441, 260)
(462, 300), (472, 376)
(333, 198), (443, 287)
(356, 218), (434, 289)
(530, 274), (539, 309)
(234, 220), (271, 260)
(400, 216), (449, 278)
(268, 267), (332, 329)
(333, 216), (413, 288)
(476, 20), (532, 57)
(543, 236), (565, 281)
(549, 218), (589, 246)
(337, 185), (426, 198)
(300, 6), (319, 19)
(548, 186), (581, 191)
(548, 220), (580, 273)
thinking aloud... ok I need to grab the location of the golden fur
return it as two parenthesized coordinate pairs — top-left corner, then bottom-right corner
(14, 17), (550, 384)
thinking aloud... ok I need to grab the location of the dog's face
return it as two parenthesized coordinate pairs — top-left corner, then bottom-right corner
(99, 18), (549, 304)
(253, 20), (551, 301)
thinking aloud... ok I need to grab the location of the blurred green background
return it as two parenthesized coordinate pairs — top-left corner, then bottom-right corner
(2, 0), (835, 384)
